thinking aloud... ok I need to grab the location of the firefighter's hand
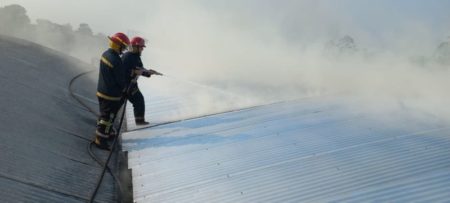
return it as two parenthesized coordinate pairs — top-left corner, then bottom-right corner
(141, 70), (152, 78)
(142, 69), (162, 77)
(134, 69), (146, 76)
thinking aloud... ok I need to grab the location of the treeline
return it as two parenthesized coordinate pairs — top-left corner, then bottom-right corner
(1, 4), (448, 67)
(324, 35), (450, 67)
(0, 4), (106, 63)
(434, 39), (450, 65)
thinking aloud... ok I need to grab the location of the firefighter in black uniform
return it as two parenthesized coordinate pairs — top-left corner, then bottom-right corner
(122, 36), (161, 125)
(94, 32), (130, 150)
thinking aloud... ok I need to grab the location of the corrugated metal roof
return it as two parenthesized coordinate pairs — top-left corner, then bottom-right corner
(123, 80), (450, 202)
(0, 35), (118, 203)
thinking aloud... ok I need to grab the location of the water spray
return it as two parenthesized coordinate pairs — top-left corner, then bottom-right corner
(160, 74), (242, 98)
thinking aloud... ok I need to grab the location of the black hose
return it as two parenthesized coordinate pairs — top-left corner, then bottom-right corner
(87, 141), (123, 202)
(68, 69), (124, 202)
(68, 70), (99, 117)
(88, 96), (128, 203)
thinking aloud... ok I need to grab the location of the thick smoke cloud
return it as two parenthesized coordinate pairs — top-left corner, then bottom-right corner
(136, 1), (450, 121)
(2, 1), (450, 121)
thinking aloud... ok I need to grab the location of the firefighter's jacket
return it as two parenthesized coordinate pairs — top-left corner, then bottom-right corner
(122, 51), (144, 94)
(96, 48), (127, 101)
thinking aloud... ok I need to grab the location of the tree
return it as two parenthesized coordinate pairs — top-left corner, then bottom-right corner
(434, 37), (450, 65)
(77, 23), (93, 36)
(324, 35), (358, 58)
(0, 4), (108, 63)
(0, 4), (31, 35)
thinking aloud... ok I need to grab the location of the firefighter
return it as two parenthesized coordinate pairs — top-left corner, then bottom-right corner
(94, 32), (130, 150)
(122, 36), (161, 125)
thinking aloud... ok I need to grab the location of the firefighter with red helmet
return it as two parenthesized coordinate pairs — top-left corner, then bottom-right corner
(122, 36), (162, 125)
(94, 32), (130, 150)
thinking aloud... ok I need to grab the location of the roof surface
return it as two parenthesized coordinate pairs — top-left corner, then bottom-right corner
(123, 78), (450, 202)
(0, 35), (118, 203)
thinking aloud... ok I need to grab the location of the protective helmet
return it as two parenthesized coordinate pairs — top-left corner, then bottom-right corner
(130, 37), (146, 47)
(108, 32), (130, 47)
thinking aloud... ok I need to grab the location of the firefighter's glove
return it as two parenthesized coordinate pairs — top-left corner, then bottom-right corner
(141, 70), (152, 77)
(134, 69), (146, 76)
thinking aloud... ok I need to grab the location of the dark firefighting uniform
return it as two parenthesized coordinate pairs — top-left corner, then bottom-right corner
(122, 51), (147, 122)
(95, 48), (127, 138)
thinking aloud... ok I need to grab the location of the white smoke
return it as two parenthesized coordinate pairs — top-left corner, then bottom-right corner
(3, 0), (450, 121)
(135, 1), (450, 121)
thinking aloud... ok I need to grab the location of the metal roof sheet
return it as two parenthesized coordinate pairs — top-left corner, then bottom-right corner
(0, 35), (118, 203)
(123, 77), (450, 203)
(123, 94), (450, 202)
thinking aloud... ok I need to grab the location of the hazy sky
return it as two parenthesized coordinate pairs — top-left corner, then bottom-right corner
(2, 0), (449, 73)
(3, 0), (448, 81)
(2, 0), (449, 42)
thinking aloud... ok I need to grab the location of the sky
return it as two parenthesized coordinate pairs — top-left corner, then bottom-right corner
(2, 1), (449, 67)
(2, 0), (449, 40)
(2, 0), (450, 120)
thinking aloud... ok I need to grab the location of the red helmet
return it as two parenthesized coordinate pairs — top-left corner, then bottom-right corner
(130, 37), (146, 47)
(108, 32), (130, 47)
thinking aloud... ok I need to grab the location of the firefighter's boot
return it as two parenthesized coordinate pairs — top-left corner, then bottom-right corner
(135, 118), (149, 125)
(95, 119), (113, 150)
(94, 136), (111, 151)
